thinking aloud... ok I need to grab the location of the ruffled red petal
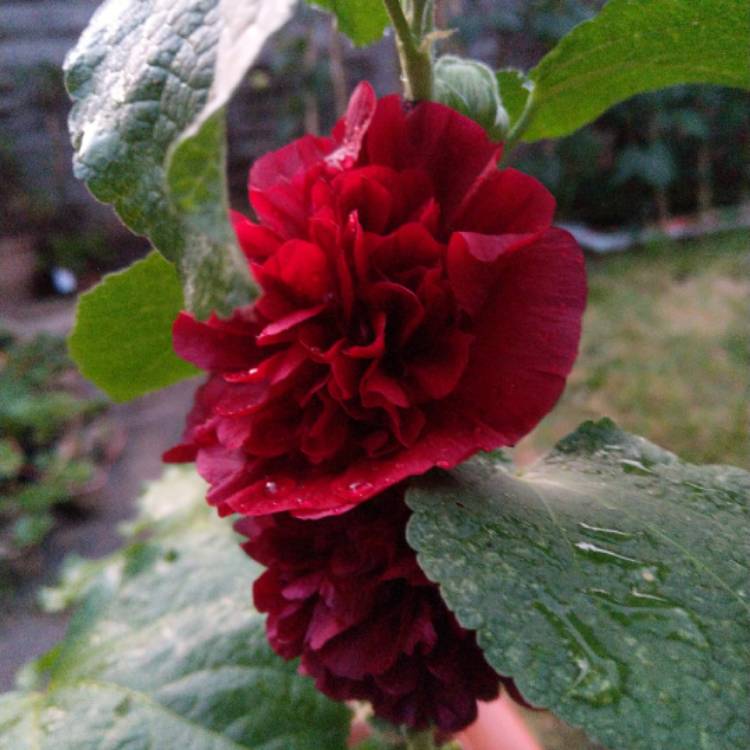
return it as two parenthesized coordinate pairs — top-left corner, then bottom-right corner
(236, 491), (505, 732)
(167, 85), (586, 519)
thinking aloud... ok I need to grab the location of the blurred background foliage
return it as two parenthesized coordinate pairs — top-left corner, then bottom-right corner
(1, 0), (748, 285)
(0, 330), (123, 590)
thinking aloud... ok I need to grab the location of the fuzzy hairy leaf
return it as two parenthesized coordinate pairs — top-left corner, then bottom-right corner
(0, 468), (351, 750)
(407, 419), (750, 750)
(65, 0), (295, 316)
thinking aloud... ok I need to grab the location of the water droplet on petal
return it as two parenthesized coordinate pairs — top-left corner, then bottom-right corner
(347, 480), (373, 496)
(264, 481), (279, 495)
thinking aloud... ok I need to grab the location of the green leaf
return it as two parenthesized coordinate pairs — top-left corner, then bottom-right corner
(64, 0), (296, 316)
(407, 419), (750, 750)
(1, 467), (352, 749)
(495, 68), (530, 130)
(524, 0), (750, 141)
(68, 252), (199, 402)
(307, 0), (390, 46)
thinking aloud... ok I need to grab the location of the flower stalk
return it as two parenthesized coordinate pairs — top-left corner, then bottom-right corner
(383, 0), (434, 101)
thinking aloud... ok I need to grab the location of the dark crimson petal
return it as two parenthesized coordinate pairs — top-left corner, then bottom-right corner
(231, 211), (281, 261)
(366, 222), (444, 279)
(236, 491), (501, 733)
(451, 167), (556, 234)
(249, 134), (337, 239)
(453, 228), (586, 443)
(360, 364), (410, 409)
(260, 240), (332, 303)
(162, 443), (197, 462)
(257, 305), (327, 345)
(375, 99), (501, 222)
(334, 169), (393, 233)
(250, 134), (335, 193)
(172, 312), (259, 371)
(219, 408), (500, 517)
(446, 231), (542, 315)
(328, 81), (377, 167)
(407, 328), (473, 401)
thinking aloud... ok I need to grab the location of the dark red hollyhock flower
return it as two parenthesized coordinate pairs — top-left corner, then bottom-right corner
(237, 490), (504, 732)
(165, 82), (586, 518)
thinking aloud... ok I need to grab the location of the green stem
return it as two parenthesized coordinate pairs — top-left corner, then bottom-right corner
(500, 87), (537, 163)
(409, 0), (433, 37)
(405, 728), (438, 750)
(383, 0), (434, 101)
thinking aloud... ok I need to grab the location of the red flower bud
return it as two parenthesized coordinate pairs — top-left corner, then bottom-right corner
(165, 82), (586, 518)
(236, 490), (504, 732)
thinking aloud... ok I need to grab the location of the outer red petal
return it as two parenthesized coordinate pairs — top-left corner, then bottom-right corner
(447, 231), (543, 315)
(327, 81), (377, 168)
(216, 408), (501, 517)
(364, 97), (501, 223)
(172, 312), (259, 371)
(452, 168), (556, 234)
(250, 134), (334, 192)
(453, 228), (587, 443)
(231, 211), (281, 262)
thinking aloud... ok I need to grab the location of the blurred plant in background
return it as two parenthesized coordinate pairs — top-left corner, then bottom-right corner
(3, 0), (747, 297)
(0, 330), (120, 587)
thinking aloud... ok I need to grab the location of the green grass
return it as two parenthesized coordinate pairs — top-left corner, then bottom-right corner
(516, 229), (750, 471)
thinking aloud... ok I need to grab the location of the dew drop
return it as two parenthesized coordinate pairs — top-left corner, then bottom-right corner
(536, 598), (623, 706)
(264, 481), (279, 495)
(574, 541), (642, 567)
(577, 522), (635, 542)
(347, 480), (373, 496)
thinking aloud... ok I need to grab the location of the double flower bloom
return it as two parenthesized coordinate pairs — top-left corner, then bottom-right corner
(165, 82), (586, 731)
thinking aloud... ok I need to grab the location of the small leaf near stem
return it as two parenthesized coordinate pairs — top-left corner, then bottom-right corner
(383, 0), (434, 101)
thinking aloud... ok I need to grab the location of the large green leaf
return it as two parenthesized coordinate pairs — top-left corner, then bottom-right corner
(523, 0), (750, 141)
(68, 251), (199, 401)
(407, 419), (749, 750)
(64, 0), (296, 316)
(307, 0), (390, 46)
(0, 468), (352, 750)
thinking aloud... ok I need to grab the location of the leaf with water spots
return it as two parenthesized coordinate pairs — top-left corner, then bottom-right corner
(407, 419), (749, 750)
(0, 467), (351, 750)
